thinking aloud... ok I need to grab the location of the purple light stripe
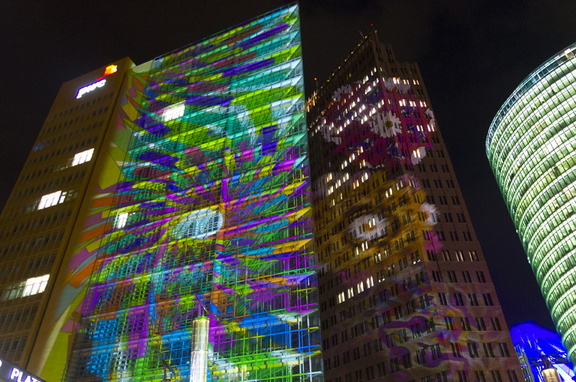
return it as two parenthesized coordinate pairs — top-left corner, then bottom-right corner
(222, 58), (275, 77)
(237, 23), (289, 49)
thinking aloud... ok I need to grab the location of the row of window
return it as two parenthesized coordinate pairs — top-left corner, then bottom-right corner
(0, 229), (64, 256)
(32, 108), (107, 158)
(325, 348), (517, 382)
(441, 269), (487, 283)
(438, 292), (495, 307)
(0, 336), (27, 360)
(427, 249), (480, 262)
(6, 168), (86, 212)
(417, 163), (451, 173)
(17, 134), (98, 187)
(0, 274), (50, 301)
(45, 92), (114, 125)
(0, 306), (38, 333)
(444, 316), (502, 332)
(0, 254), (54, 285)
(0, 208), (70, 243)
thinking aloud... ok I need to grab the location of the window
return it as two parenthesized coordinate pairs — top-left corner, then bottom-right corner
(431, 344), (442, 360)
(506, 370), (519, 382)
(438, 293), (448, 305)
(491, 317), (502, 331)
(38, 191), (63, 210)
(402, 353), (412, 368)
(455, 250), (465, 261)
(390, 358), (400, 372)
(474, 371), (486, 382)
(72, 148), (94, 166)
(457, 370), (469, 382)
(445, 317), (455, 330)
(476, 317), (487, 331)
(451, 343), (462, 357)
(491, 370), (502, 382)
(483, 343), (495, 357)
(467, 342), (479, 358)
(114, 212), (130, 229)
(366, 366), (375, 380)
(162, 103), (185, 122)
(476, 271), (486, 282)
(377, 362), (387, 377)
(416, 349), (427, 364)
(483, 293), (494, 306)
(454, 293), (464, 305)
(497, 343), (510, 357)
(1, 274), (50, 301)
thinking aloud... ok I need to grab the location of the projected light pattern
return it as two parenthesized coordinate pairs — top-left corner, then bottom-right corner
(309, 72), (446, 380)
(487, 43), (576, 366)
(311, 75), (435, 172)
(68, 5), (322, 381)
(309, 34), (522, 381)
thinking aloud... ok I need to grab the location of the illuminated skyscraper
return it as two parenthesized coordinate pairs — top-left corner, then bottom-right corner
(0, 58), (135, 381)
(1, 5), (323, 381)
(308, 32), (522, 381)
(487, 43), (576, 369)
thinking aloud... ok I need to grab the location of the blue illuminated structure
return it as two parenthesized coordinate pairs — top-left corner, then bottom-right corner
(510, 321), (575, 382)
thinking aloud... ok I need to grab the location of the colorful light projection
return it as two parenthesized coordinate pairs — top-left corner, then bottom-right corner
(311, 72), (440, 255)
(68, 5), (322, 381)
(312, 75), (435, 173)
(308, 67), (453, 380)
(510, 321), (575, 382)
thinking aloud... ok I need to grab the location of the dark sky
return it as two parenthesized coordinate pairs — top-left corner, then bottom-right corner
(2, 0), (576, 331)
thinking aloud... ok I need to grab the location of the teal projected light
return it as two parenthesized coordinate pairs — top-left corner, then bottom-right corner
(67, 5), (323, 381)
(487, 43), (576, 366)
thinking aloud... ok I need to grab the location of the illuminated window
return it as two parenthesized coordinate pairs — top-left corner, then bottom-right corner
(37, 190), (74, 210)
(162, 104), (185, 122)
(72, 148), (94, 166)
(38, 191), (63, 210)
(173, 208), (223, 239)
(114, 213), (129, 229)
(1, 274), (49, 301)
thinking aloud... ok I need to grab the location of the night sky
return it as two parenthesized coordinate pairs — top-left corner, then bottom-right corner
(2, 0), (576, 331)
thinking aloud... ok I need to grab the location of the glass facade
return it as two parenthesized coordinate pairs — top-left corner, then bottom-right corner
(487, 43), (576, 366)
(67, 5), (323, 381)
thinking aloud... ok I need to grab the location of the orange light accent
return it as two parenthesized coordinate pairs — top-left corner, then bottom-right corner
(104, 65), (118, 76)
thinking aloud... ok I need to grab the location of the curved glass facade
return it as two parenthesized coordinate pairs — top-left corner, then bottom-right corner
(487, 43), (576, 365)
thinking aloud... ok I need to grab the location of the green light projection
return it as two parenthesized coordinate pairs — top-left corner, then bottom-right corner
(66, 5), (323, 381)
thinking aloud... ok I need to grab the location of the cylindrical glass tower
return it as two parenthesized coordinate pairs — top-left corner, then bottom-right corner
(487, 43), (576, 365)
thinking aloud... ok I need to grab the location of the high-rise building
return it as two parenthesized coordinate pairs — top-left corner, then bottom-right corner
(509, 321), (574, 382)
(486, 43), (576, 369)
(0, 57), (135, 381)
(1, 5), (323, 381)
(307, 32), (522, 381)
